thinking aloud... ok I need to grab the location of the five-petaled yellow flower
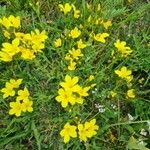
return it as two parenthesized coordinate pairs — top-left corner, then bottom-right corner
(54, 38), (62, 48)
(127, 89), (135, 98)
(78, 119), (99, 142)
(69, 27), (81, 39)
(60, 123), (77, 143)
(59, 3), (72, 15)
(94, 33), (109, 43)
(114, 39), (132, 57)
(115, 66), (132, 80)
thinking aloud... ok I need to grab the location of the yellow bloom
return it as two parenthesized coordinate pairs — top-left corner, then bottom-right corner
(77, 39), (86, 49)
(88, 75), (95, 81)
(55, 88), (76, 107)
(0, 16), (11, 29)
(0, 51), (12, 62)
(115, 66), (132, 80)
(9, 79), (22, 89)
(60, 75), (79, 92)
(21, 99), (33, 112)
(20, 47), (35, 60)
(8, 15), (21, 28)
(102, 20), (112, 29)
(69, 48), (83, 60)
(3, 30), (10, 39)
(68, 61), (76, 71)
(60, 123), (77, 143)
(1, 82), (15, 99)
(69, 27), (81, 39)
(84, 119), (99, 138)
(0, 38), (20, 61)
(9, 101), (22, 117)
(87, 15), (92, 23)
(30, 29), (48, 44)
(127, 89), (135, 98)
(0, 15), (20, 29)
(72, 5), (80, 18)
(97, 4), (101, 11)
(76, 86), (90, 97)
(59, 3), (72, 15)
(16, 87), (30, 102)
(138, 77), (144, 84)
(95, 18), (101, 25)
(94, 33), (109, 43)
(114, 39), (132, 57)
(78, 119), (99, 142)
(110, 91), (117, 98)
(54, 38), (62, 48)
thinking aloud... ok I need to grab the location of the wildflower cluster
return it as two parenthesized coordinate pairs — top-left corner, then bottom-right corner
(56, 75), (92, 108)
(60, 119), (99, 143)
(1, 79), (33, 117)
(114, 39), (132, 57)
(0, 15), (47, 62)
(115, 66), (135, 99)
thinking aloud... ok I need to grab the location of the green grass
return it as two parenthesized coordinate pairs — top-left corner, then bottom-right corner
(0, 0), (150, 149)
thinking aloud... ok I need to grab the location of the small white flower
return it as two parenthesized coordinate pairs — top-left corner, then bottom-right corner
(140, 129), (147, 136)
(111, 104), (117, 109)
(128, 113), (134, 121)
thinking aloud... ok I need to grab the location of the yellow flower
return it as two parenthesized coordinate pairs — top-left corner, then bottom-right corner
(68, 61), (76, 71)
(0, 15), (20, 29)
(87, 15), (92, 23)
(110, 91), (117, 98)
(8, 15), (21, 28)
(1, 82), (15, 99)
(0, 38), (20, 61)
(102, 20), (112, 29)
(3, 30), (10, 39)
(16, 87), (30, 102)
(138, 77), (144, 84)
(78, 119), (99, 142)
(97, 4), (101, 11)
(69, 27), (81, 39)
(95, 18), (101, 25)
(9, 101), (22, 117)
(0, 16), (11, 29)
(0, 51), (12, 62)
(115, 66), (132, 80)
(21, 99), (33, 112)
(84, 119), (99, 138)
(55, 88), (76, 107)
(69, 48), (83, 60)
(77, 39), (86, 49)
(54, 38), (62, 48)
(59, 3), (72, 15)
(9, 79), (22, 89)
(88, 75), (95, 81)
(20, 47), (35, 60)
(94, 33), (109, 43)
(127, 89), (135, 98)
(60, 123), (77, 143)
(60, 75), (79, 92)
(72, 5), (80, 19)
(30, 29), (48, 44)
(76, 86), (90, 97)
(114, 39), (132, 57)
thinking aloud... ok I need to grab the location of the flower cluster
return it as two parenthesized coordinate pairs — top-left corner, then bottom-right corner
(60, 119), (99, 143)
(59, 3), (80, 19)
(56, 75), (91, 108)
(0, 15), (48, 62)
(115, 66), (135, 99)
(1, 79), (33, 117)
(114, 39), (132, 57)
